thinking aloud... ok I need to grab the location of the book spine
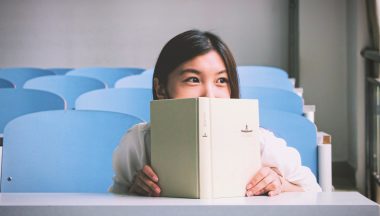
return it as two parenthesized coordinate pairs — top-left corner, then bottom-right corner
(198, 98), (212, 199)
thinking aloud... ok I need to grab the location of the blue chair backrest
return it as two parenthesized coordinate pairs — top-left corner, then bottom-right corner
(0, 89), (65, 133)
(0, 78), (14, 88)
(238, 66), (288, 79)
(240, 86), (303, 115)
(115, 69), (154, 89)
(24, 75), (106, 109)
(259, 109), (317, 176)
(117, 67), (145, 75)
(76, 88), (152, 122)
(237, 67), (293, 91)
(0, 68), (55, 88)
(48, 68), (73, 75)
(1, 110), (142, 192)
(66, 67), (143, 87)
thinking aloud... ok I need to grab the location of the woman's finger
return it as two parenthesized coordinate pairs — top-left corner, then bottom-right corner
(266, 177), (282, 196)
(264, 178), (281, 192)
(135, 173), (154, 194)
(135, 184), (151, 196)
(143, 165), (159, 182)
(138, 170), (161, 194)
(129, 182), (150, 196)
(248, 173), (275, 196)
(246, 167), (271, 190)
(268, 188), (281, 197)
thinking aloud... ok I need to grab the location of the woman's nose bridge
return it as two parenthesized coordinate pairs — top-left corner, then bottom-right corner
(203, 82), (215, 98)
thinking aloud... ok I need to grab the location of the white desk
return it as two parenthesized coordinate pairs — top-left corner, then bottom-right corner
(0, 192), (378, 216)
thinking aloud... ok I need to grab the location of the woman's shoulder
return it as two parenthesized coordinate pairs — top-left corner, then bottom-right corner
(126, 122), (150, 135)
(258, 127), (287, 148)
(118, 122), (150, 145)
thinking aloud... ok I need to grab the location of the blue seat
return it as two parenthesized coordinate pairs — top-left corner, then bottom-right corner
(115, 69), (154, 89)
(76, 88), (152, 122)
(66, 67), (143, 88)
(1, 110), (142, 192)
(0, 68), (55, 88)
(237, 67), (293, 91)
(238, 66), (288, 79)
(48, 68), (73, 75)
(117, 67), (145, 75)
(240, 86), (303, 115)
(0, 89), (65, 133)
(0, 78), (14, 88)
(260, 109), (317, 176)
(24, 75), (106, 109)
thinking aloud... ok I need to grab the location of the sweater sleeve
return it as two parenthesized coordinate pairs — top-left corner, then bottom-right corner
(259, 128), (322, 192)
(109, 123), (150, 194)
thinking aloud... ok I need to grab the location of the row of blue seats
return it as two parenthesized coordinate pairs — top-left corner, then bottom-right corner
(0, 66), (321, 192)
(114, 67), (294, 91)
(0, 66), (302, 135)
(0, 66), (294, 91)
(0, 108), (316, 193)
(0, 67), (145, 88)
(0, 67), (300, 109)
(0, 87), (314, 173)
(0, 86), (303, 132)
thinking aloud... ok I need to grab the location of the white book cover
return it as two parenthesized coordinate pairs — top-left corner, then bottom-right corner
(151, 97), (261, 199)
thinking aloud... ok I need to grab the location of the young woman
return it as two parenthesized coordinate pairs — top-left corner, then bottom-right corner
(110, 30), (321, 197)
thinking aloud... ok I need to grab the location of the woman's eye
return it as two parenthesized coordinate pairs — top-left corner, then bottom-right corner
(217, 78), (229, 84)
(185, 77), (200, 83)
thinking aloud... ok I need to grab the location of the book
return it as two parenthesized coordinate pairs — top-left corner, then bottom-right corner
(150, 97), (261, 199)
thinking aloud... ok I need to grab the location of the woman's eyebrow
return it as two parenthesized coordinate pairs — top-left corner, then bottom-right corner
(178, 68), (201, 75)
(217, 70), (227, 75)
(178, 69), (227, 75)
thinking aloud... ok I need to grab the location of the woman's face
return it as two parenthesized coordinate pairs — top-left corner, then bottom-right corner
(155, 50), (231, 99)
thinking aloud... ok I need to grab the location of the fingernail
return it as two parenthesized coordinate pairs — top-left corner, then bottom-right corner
(246, 184), (253, 189)
(155, 187), (161, 193)
(246, 191), (253, 197)
(153, 176), (158, 182)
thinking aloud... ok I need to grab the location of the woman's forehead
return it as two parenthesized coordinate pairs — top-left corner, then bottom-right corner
(176, 50), (226, 74)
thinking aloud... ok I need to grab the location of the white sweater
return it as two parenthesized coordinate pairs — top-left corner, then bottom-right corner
(110, 122), (322, 194)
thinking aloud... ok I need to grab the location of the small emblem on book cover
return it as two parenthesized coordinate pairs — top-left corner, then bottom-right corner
(241, 124), (253, 133)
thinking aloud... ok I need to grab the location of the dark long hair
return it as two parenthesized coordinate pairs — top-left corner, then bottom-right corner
(152, 30), (240, 99)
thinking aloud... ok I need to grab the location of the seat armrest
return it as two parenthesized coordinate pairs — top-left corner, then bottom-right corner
(289, 78), (296, 87)
(303, 105), (316, 123)
(317, 132), (333, 192)
(294, 87), (303, 97)
(317, 132), (331, 145)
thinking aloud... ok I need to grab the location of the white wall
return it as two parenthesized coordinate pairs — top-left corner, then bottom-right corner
(347, 0), (370, 194)
(299, 0), (349, 162)
(0, 0), (289, 70)
(299, 0), (370, 194)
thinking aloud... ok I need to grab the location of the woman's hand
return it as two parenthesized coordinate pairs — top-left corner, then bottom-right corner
(129, 165), (161, 197)
(246, 167), (284, 197)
